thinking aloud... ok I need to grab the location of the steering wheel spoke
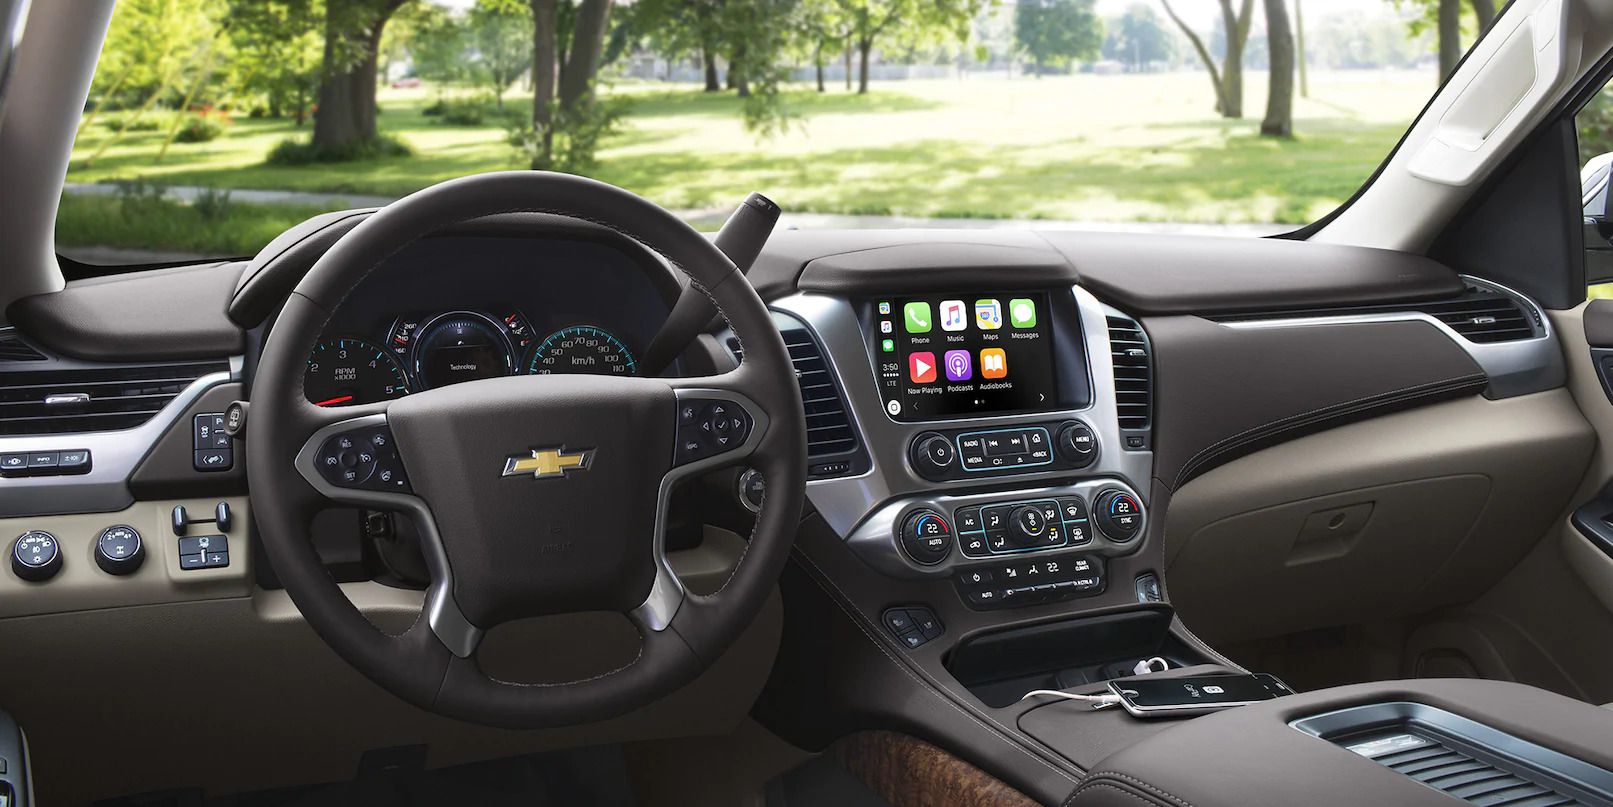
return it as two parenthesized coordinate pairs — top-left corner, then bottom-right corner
(291, 406), (484, 658)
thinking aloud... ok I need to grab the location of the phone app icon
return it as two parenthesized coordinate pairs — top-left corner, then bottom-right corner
(975, 299), (1002, 330)
(980, 348), (1008, 379)
(909, 352), (937, 384)
(903, 302), (932, 333)
(939, 300), (967, 332)
(1009, 298), (1037, 328)
(944, 349), (972, 381)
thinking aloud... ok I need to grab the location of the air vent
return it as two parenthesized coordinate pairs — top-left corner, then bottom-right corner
(1213, 284), (1541, 344)
(1106, 314), (1152, 432)
(0, 360), (228, 436)
(728, 315), (862, 474)
(0, 334), (47, 362)
(1351, 732), (1584, 806)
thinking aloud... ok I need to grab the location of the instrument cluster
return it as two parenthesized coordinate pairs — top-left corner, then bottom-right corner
(304, 311), (642, 407)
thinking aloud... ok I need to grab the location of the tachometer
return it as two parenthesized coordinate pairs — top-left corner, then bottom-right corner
(305, 338), (411, 406)
(412, 311), (514, 390)
(527, 326), (638, 376)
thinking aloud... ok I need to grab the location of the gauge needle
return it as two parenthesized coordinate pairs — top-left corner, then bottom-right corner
(314, 395), (354, 407)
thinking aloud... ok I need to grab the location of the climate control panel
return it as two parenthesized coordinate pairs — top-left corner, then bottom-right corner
(846, 479), (1147, 592)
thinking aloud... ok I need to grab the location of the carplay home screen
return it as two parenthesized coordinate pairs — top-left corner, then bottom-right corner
(872, 293), (1058, 421)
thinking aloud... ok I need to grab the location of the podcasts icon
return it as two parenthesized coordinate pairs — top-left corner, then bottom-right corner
(944, 349), (972, 381)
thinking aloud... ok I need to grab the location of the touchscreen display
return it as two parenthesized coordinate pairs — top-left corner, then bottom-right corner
(872, 294), (1058, 421)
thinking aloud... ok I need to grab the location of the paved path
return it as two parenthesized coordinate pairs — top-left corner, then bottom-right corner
(58, 182), (1288, 263)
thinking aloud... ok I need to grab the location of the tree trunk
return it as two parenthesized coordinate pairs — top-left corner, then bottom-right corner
(1218, 0), (1253, 118)
(815, 43), (825, 92)
(531, 0), (557, 167)
(1161, 0), (1228, 116)
(1295, 0), (1308, 98)
(844, 37), (852, 90)
(1471, 0), (1497, 33)
(559, 0), (611, 109)
(1260, 0), (1294, 137)
(702, 46), (720, 92)
(857, 36), (871, 94)
(1438, 0), (1460, 81)
(312, 1), (393, 152)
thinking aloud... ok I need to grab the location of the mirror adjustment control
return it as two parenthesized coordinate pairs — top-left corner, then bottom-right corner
(11, 531), (62, 582)
(1056, 421), (1098, 468)
(899, 509), (953, 565)
(909, 432), (955, 480)
(94, 525), (145, 575)
(1095, 489), (1144, 542)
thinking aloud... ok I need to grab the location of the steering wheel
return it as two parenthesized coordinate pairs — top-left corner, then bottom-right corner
(247, 172), (807, 729)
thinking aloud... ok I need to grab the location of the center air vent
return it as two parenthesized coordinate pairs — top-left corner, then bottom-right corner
(0, 360), (229, 436)
(726, 312), (865, 477)
(1106, 313), (1152, 433)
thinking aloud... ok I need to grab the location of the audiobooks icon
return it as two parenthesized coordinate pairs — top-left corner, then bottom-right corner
(980, 348), (1007, 379)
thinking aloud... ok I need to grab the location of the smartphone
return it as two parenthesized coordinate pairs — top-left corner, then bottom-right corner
(1108, 673), (1293, 718)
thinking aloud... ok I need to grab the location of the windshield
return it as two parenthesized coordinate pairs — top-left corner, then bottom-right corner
(58, 0), (1487, 264)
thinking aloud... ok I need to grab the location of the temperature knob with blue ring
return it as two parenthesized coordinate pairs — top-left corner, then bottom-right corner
(900, 509), (954, 566)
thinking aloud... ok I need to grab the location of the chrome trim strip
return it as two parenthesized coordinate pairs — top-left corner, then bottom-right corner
(772, 287), (1153, 540)
(1220, 276), (1563, 400)
(632, 385), (771, 632)
(0, 362), (240, 517)
(293, 412), (482, 658)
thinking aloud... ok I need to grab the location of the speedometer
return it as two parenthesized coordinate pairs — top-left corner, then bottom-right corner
(527, 326), (638, 376)
(305, 338), (411, 406)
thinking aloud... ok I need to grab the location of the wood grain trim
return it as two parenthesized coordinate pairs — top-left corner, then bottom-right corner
(831, 730), (1041, 807)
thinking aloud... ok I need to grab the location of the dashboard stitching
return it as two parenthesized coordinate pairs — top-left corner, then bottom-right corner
(1170, 372), (1489, 490)
(788, 545), (1084, 785)
(1066, 775), (1194, 807)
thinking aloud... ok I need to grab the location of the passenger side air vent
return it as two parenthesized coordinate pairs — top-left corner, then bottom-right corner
(1350, 733), (1585, 806)
(1106, 313), (1152, 433)
(0, 334), (47, 362)
(1212, 283), (1542, 344)
(726, 312), (866, 478)
(0, 360), (229, 436)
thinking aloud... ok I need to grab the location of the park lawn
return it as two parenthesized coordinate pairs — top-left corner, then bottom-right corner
(60, 70), (1437, 253)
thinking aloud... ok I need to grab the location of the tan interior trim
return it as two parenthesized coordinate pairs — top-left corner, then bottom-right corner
(832, 730), (1040, 807)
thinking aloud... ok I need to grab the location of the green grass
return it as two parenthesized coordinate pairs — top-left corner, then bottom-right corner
(56, 193), (340, 256)
(60, 71), (1438, 255)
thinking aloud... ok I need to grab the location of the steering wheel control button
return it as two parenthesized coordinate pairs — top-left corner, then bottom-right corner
(899, 509), (953, 566)
(909, 432), (956, 480)
(192, 413), (233, 472)
(11, 531), (62, 582)
(737, 468), (766, 513)
(1095, 490), (1144, 542)
(317, 426), (411, 493)
(177, 534), (229, 570)
(674, 398), (752, 464)
(882, 606), (944, 649)
(94, 525), (146, 576)
(1056, 421), (1098, 467)
(953, 555), (1104, 610)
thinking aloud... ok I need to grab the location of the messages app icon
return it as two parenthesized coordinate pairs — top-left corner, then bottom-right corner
(1009, 298), (1037, 328)
(903, 302), (932, 333)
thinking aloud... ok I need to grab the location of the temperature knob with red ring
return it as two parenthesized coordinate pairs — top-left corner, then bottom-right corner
(899, 509), (954, 566)
(1095, 490), (1144, 542)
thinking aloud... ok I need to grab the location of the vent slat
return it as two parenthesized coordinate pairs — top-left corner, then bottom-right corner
(0, 335), (47, 362)
(1107, 314), (1152, 432)
(1349, 732), (1586, 807)
(729, 326), (858, 474)
(0, 360), (227, 436)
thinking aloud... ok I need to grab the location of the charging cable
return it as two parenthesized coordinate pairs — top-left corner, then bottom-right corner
(1019, 690), (1122, 709)
(1132, 656), (1169, 676)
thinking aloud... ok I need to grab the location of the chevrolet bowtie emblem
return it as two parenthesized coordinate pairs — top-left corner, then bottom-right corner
(502, 447), (593, 479)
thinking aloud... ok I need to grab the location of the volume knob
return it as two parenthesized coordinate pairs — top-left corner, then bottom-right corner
(910, 433), (956, 480)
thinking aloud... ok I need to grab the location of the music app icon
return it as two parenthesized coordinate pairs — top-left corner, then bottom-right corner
(939, 300), (967, 332)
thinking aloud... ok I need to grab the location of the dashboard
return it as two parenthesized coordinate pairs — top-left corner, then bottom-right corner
(301, 233), (677, 407)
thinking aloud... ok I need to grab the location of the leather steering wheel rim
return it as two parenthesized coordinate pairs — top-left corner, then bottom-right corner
(247, 171), (807, 729)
